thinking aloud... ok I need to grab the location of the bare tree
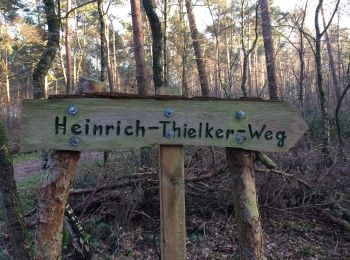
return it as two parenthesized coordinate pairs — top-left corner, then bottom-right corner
(314, 0), (340, 154)
(65, 0), (73, 94)
(143, 0), (164, 90)
(98, 0), (107, 83)
(283, 1), (308, 117)
(321, 7), (340, 102)
(240, 0), (259, 97)
(335, 56), (350, 156)
(185, 0), (210, 97)
(260, 0), (278, 100)
(32, 0), (60, 99)
(131, 0), (147, 95)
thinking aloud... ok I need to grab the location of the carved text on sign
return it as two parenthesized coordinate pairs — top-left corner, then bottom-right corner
(21, 97), (308, 152)
(55, 116), (287, 147)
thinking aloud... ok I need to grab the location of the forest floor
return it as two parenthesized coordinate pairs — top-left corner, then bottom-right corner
(2, 145), (350, 259)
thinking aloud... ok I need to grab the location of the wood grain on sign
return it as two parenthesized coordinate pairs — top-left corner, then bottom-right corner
(20, 97), (308, 152)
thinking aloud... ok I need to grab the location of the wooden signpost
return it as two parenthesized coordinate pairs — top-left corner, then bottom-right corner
(21, 96), (307, 152)
(20, 94), (307, 260)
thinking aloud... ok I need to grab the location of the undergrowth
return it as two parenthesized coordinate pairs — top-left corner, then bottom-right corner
(3, 139), (350, 258)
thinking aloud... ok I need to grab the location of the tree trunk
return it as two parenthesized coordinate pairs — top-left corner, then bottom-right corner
(105, 21), (114, 92)
(32, 0), (60, 99)
(33, 0), (60, 169)
(299, 29), (305, 117)
(35, 151), (81, 259)
(178, 0), (189, 97)
(0, 120), (33, 259)
(335, 76), (350, 156)
(65, 0), (73, 94)
(35, 77), (102, 259)
(143, 0), (164, 90)
(4, 52), (11, 131)
(98, 0), (107, 83)
(240, 2), (258, 98)
(185, 0), (210, 97)
(321, 7), (340, 103)
(163, 0), (168, 87)
(260, 0), (278, 100)
(315, 0), (331, 153)
(226, 148), (264, 260)
(111, 27), (119, 91)
(131, 0), (149, 164)
(131, 0), (148, 95)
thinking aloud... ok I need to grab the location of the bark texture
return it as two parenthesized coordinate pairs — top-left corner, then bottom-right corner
(131, 0), (148, 95)
(32, 0), (59, 99)
(143, 0), (164, 90)
(0, 120), (33, 259)
(260, 0), (278, 100)
(226, 148), (263, 260)
(35, 77), (99, 259)
(35, 151), (80, 259)
(185, 0), (210, 97)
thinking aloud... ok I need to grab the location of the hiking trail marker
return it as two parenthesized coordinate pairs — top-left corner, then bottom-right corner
(20, 93), (308, 260)
(20, 95), (307, 152)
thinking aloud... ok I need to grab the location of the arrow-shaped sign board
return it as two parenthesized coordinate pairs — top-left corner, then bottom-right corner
(20, 96), (308, 152)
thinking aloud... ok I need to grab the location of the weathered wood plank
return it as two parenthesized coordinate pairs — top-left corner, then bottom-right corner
(20, 97), (307, 152)
(159, 87), (186, 260)
(160, 145), (186, 259)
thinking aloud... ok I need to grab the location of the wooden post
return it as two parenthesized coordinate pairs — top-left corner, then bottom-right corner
(226, 148), (263, 260)
(158, 87), (186, 260)
(34, 77), (104, 259)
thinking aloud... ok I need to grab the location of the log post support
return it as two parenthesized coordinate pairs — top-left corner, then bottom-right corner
(35, 151), (80, 259)
(34, 77), (104, 259)
(226, 148), (264, 260)
(158, 87), (186, 260)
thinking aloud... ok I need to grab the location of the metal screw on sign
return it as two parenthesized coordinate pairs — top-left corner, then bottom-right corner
(70, 137), (80, 146)
(165, 131), (175, 139)
(164, 108), (174, 117)
(236, 133), (246, 144)
(236, 109), (246, 120)
(68, 104), (78, 115)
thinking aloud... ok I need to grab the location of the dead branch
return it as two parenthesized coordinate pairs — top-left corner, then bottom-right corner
(320, 208), (350, 232)
(70, 178), (152, 195)
(255, 167), (312, 188)
(70, 166), (225, 196)
(185, 166), (224, 182)
(256, 151), (277, 169)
